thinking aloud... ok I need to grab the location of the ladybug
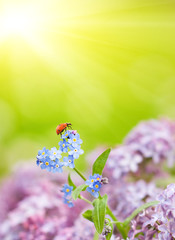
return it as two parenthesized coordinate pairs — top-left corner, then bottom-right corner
(56, 123), (72, 135)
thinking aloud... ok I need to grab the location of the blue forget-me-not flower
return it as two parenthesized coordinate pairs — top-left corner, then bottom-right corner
(86, 174), (102, 198)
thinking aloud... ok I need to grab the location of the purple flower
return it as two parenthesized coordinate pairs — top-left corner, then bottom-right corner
(129, 183), (175, 239)
(124, 119), (175, 166)
(70, 216), (97, 240)
(0, 162), (86, 239)
(107, 145), (142, 179)
(108, 180), (160, 221)
(71, 130), (77, 135)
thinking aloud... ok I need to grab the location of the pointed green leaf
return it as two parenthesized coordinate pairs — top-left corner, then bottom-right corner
(92, 194), (108, 234)
(72, 184), (87, 200)
(93, 231), (99, 240)
(82, 209), (93, 222)
(68, 173), (76, 190)
(92, 149), (111, 175)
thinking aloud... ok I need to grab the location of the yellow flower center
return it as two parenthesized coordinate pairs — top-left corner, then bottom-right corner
(66, 134), (68, 136)
(54, 152), (56, 155)
(73, 138), (76, 142)
(66, 189), (70, 192)
(74, 149), (77, 152)
(42, 152), (45, 155)
(45, 162), (49, 166)
(56, 164), (59, 168)
(95, 185), (99, 188)
(68, 160), (71, 163)
(92, 189), (95, 192)
(62, 144), (65, 147)
(97, 178), (100, 181)
(91, 179), (94, 183)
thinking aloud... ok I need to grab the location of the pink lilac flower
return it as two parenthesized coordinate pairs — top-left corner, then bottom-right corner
(71, 217), (96, 240)
(106, 180), (160, 222)
(0, 162), (86, 239)
(129, 183), (175, 240)
(125, 119), (175, 166)
(0, 192), (70, 240)
(107, 145), (142, 179)
(105, 118), (175, 180)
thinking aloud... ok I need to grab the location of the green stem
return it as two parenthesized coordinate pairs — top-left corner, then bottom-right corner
(79, 195), (92, 205)
(106, 206), (127, 239)
(74, 167), (87, 181)
(123, 200), (159, 227)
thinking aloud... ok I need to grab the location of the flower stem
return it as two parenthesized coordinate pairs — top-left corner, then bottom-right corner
(79, 195), (92, 205)
(74, 167), (87, 181)
(106, 206), (127, 239)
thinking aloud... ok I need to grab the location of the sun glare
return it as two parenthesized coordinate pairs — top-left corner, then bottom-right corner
(0, 5), (39, 41)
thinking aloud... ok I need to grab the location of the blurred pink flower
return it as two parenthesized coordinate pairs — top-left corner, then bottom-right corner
(0, 162), (86, 239)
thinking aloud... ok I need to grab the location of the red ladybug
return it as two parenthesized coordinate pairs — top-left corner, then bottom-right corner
(56, 123), (72, 135)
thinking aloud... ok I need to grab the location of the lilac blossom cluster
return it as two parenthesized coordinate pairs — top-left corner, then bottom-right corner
(0, 164), (87, 240)
(0, 164), (160, 240)
(2, 118), (175, 240)
(36, 130), (83, 172)
(106, 119), (175, 179)
(0, 163), (117, 240)
(125, 119), (175, 166)
(128, 183), (175, 240)
(0, 163), (112, 240)
(0, 161), (174, 239)
(106, 180), (160, 221)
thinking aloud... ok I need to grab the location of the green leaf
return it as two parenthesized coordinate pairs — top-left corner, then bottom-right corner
(92, 194), (108, 234)
(82, 209), (93, 222)
(92, 149), (111, 175)
(106, 222), (113, 240)
(68, 173), (76, 190)
(93, 231), (99, 240)
(123, 200), (159, 227)
(72, 184), (87, 200)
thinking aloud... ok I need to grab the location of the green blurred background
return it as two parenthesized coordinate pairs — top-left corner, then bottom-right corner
(0, 0), (175, 176)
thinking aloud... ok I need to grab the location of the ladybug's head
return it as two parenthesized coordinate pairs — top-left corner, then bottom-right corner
(66, 123), (72, 127)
